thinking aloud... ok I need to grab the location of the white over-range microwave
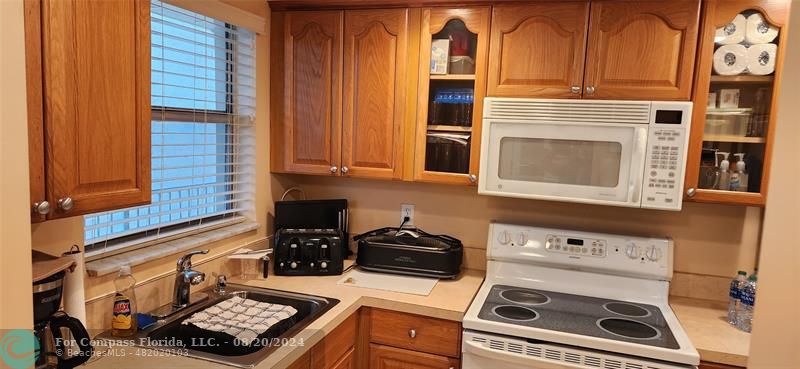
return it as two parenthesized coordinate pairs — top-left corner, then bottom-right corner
(478, 98), (692, 211)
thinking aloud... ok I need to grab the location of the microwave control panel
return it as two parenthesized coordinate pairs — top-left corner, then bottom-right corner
(642, 103), (692, 211)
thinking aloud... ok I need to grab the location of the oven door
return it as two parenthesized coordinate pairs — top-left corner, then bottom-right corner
(478, 120), (648, 208)
(463, 338), (587, 369)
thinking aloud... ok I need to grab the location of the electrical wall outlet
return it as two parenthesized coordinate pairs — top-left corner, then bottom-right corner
(400, 204), (415, 226)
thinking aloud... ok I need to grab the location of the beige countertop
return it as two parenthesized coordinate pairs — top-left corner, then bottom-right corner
(671, 296), (751, 367)
(83, 263), (485, 369)
(82, 266), (748, 369)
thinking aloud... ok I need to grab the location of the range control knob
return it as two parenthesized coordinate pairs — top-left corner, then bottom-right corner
(290, 262), (298, 269)
(517, 232), (528, 246)
(645, 246), (663, 262)
(320, 261), (328, 269)
(497, 230), (511, 245)
(625, 243), (640, 259)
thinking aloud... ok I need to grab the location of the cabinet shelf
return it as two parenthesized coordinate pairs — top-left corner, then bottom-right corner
(430, 74), (475, 81)
(703, 134), (766, 144)
(427, 125), (472, 132)
(710, 75), (774, 84)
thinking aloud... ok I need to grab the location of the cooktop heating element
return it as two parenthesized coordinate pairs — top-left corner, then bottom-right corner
(477, 285), (679, 349)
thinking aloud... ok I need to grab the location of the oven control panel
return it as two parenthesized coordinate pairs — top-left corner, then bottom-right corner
(489, 223), (673, 280)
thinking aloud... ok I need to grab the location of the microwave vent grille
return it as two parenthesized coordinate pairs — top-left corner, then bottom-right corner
(485, 98), (651, 124)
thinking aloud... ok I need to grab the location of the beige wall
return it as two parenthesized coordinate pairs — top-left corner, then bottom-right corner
(278, 174), (762, 280)
(747, 2), (800, 368)
(0, 0), (34, 330)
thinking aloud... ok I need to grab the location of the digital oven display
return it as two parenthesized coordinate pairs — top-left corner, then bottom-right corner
(655, 110), (683, 124)
(567, 238), (584, 246)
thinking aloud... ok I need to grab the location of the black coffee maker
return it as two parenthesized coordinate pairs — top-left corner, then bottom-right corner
(32, 254), (93, 369)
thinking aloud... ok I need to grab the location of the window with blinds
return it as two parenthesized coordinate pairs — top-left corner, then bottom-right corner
(84, 0), (256, 255)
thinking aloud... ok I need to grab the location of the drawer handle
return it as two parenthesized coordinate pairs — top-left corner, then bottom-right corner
(408, 329), (416, 339)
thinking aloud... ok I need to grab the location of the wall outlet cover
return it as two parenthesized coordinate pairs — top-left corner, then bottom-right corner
(400, 204), (415, 226)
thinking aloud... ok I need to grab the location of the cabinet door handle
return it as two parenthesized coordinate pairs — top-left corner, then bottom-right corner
(330, 166), (338, 174)
(32, 201), (51, 215)
(570, 85), (581, 94)
(408, 329), (416, 338)
(57, 197), (74, 212)
(341, 166), (349, 174)
(686, 188), (696, 197)
(585, 86), (596, 95)
(468, 174), (477, 183)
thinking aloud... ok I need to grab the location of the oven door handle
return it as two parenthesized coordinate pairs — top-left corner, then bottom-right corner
(463, 340), (587, 369)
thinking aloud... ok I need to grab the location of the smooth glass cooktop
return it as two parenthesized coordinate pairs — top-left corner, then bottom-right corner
(477, 284), (680, 350)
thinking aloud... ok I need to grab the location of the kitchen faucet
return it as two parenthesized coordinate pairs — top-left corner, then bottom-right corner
(173, 250), (209, 308)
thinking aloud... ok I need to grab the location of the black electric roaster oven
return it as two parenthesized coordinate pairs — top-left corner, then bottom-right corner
(353, 227), (463, 279)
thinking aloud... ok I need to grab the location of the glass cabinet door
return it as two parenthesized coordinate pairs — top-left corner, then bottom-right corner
(685, 1), (789, 206)
(413, 8), (490, 185)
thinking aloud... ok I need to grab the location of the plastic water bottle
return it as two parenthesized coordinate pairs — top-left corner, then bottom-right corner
(727, 271), (747, 325)
(737, 275), (757, 332)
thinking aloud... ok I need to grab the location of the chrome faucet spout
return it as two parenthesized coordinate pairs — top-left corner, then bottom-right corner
(173, 250), (209, 308)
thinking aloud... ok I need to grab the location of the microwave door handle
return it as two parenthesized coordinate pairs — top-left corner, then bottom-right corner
(463, 340), (584, 369)
(630, 127), (649, 204)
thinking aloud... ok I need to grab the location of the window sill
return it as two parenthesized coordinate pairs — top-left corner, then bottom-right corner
(85, 221), (260, 277)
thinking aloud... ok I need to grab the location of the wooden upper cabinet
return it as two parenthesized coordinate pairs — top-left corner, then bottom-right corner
(683, 0), (790, 206)
(414, 7), (490, 185)
(33, 0), (150, 218)
(342, 9), (409, 180)
(271, 11), (343, 176)
(584, 0), (700, 100)
(487, 2), (590, 98)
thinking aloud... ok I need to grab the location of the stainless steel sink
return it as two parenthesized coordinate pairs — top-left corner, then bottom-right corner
(105, 284), (339, 368)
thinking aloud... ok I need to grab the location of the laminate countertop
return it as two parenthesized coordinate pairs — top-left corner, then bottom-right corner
(83, 262), (485, 369)
(81, 267), (748, 369)
(671, 296), (751, 367)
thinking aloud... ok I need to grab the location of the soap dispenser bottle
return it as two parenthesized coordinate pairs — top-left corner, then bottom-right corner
(731, 153), (749, 192)
(716, 152), (731, 191)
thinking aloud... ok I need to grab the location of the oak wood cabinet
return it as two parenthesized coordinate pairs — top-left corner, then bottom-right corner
(369, 344), (459, 369)
(683, 0), (789, 206)
(356, 308), (461, 369)
(413, 7), (490, 185)
(698, 362), (745, 369)
(584, 0), (700, 100)
(487, 2), (590, 98)
(488, 0), (700, 100)
(270, 11), (343, 176)
(287, 312), (357, 369)
(25, 0), (151, 221)
(271, 9), (413, 180)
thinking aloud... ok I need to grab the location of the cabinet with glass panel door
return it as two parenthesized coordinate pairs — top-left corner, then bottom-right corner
(684, 0), (790, 206)
(413, 7), (490, 185)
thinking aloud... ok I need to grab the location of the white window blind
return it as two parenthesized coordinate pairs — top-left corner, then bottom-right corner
(84, 0), (256, 253)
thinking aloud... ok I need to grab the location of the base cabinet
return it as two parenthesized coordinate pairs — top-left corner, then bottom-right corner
(370, 344), (459, 369)
(698, 362), (744, 369)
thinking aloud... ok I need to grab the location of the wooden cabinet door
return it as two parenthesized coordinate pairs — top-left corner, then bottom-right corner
(487, 2), (590, 98)
(40, 0), (151, 217)
(683, 0), (789, 206)
(342, 9), (409, 179)
(414, 7), (490, 185)
(271, 11), (343, 176)
(24, 0), (47, 222)
(369, 344), (459, 369)
(330, 348), (354, 369)
(286, 351), (310, 369)
(584, 0), (700, 100)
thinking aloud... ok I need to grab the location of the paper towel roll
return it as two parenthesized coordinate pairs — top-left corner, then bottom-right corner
(713, 44), (748, 75)
(715, 14), (746, 45)
(746, 13), (779, 44)
(63, 247), (87, 326)
(747, 43), (777, 75)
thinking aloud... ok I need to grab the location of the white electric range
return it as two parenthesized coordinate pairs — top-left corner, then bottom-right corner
(462, 223), (699, 369)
